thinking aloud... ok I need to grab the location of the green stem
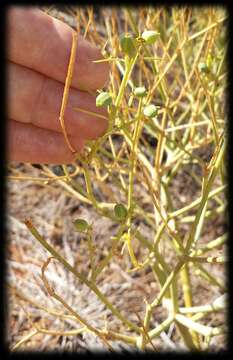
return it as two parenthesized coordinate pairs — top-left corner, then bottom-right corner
(110, 54), (138, 130)
(185, 137), (225, 251)
(24, 219), (142, 334)
(126, 98), (144, 268)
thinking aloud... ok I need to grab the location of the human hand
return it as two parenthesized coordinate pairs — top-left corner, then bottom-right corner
(7, 7), (109, 164)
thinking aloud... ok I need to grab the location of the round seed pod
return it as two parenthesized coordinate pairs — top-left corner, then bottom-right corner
(73, 219), (89, 232)
(96, 92), (112, 107)
(198, 62), (210, 74)
(141, 30), (159, 45)
(134, 86), (147, 98)
(114, 203), (128, 221)
(120, 33), (136, 58)
(143, 104), (158, 118)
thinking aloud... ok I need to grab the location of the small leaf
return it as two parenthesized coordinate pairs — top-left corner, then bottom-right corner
(134, 86), (147, 98)
(96, 92), (112, 107)
(114, 203), (128, 221)
(141, 30), (159, 45)
(143, 104), (158, 118)
(73, 219), (89, 232)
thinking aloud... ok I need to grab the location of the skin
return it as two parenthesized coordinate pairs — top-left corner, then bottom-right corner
(7, 7), (110, 164)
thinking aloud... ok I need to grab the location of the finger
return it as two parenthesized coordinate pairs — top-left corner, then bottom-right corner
(8, 62), (108, 140)
(7, 119), (86, 164)
(7, 6), (109, 91)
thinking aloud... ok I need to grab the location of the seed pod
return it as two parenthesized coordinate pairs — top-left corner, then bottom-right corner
(143, 104), (158, 118)
(120, 33), (136, 58)
(114, 203), (128, 221)
(96, 92), (112, 107)
(198, 62), (210, 74)
(141, 30), (159, 45)
(73, 219), (89, 232)
(134, 86), (147, 98)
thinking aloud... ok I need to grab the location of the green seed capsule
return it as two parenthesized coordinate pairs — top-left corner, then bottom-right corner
(114, 203), (128, 221)
(141, 30), (159, 45)
(198, 62), (210, 74)
(120, 33), (136, 58)
(96, 92), (112, 107)
(143, 104), (158, 118)
(73, 219), (89, 232)
(134, 86), (147, 98)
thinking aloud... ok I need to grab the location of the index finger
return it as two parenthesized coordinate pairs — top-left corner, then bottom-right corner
(7, 7), (109, 91)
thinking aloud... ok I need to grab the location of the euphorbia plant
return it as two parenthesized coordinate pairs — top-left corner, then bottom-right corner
(20, 6), (227, 352)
